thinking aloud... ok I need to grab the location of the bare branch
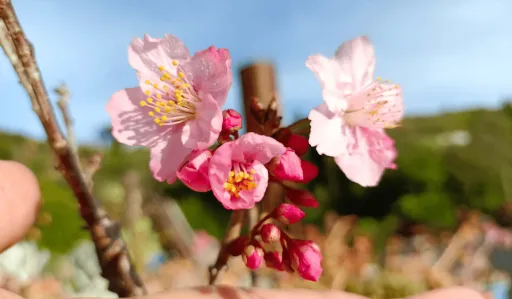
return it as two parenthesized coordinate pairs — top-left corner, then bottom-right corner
(54, 83), (76, 150)
(0, 1), (146, 296)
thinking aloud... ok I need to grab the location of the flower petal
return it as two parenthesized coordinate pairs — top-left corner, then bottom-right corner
(237, 161), (268, 208)
(334, 128), (397, 187)
(150, 133), (193, 184)
(333, 36), (376, 91)
(209, 142), (235, 209)
(128, 34), (191, 83)
(176, 149), (212, 192)
(305, 54), (346, 113)
(184, 46), (232, 107)
(308, 104), (348, 157)
(231, 132), (286, 164)
(106, 87), (171, 147)
(181, 92), (223, 149)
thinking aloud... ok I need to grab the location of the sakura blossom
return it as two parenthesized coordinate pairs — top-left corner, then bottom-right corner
(208, 132), (286, 210)
(106, 34), (232, 184)
(306, 36), (403, 186)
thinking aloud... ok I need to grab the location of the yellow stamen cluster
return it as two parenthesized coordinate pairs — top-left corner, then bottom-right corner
(223, 169), (257, 198)
(138, 60), (196, 126)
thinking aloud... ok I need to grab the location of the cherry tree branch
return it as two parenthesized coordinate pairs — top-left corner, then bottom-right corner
(0, 1), (146, 296)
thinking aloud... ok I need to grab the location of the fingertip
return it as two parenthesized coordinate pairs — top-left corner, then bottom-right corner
(410, 287), (486, 299)
(0, 160), (41, 252)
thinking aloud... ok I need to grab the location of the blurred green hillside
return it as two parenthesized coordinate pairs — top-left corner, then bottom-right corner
(0, 102), (511, 254)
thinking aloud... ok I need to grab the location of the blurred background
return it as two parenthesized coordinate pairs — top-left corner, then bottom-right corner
(1, 0), (512, 298)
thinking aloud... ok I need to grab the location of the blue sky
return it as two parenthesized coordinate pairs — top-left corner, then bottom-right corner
(1, 0), (511, 144)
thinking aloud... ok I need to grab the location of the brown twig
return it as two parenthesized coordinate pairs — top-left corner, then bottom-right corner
(83, 152), (103, 191)
(54, 83), (76, 151)
(0, 1), (146, 296)
(208, 210), (245, 285)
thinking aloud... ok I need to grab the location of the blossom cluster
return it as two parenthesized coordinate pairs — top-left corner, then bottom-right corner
(106, 34), (404, 282)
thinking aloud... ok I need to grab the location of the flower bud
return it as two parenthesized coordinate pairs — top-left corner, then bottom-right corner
(286, 239), (323, 281)
(285, 188), (318, 208)
(222, 109), (242, 132)
(242, 245), (264, 270)
(260, 223), (281, 243)
(272, 203), (305, 224)
(264, 251), (284, 271)
(298, 160), (319, 184)
(285, 134), (309, 156)
(271, 148), (303, 181)
(176, 150), (212, 192)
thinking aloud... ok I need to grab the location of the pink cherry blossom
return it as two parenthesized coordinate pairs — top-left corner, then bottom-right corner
(106, 34), (232, 184)
(176, 149), (212, 192)
(306, 36), (403, 187)
(208, 132), (286, 210)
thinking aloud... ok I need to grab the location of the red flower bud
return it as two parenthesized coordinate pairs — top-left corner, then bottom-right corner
(242, 245), (264, 270)
(285, 188), (318, 208)
(298, 160), (318, 184)
(260, 223), (281, 243)
(272, 203), (305, 224)
(271, 148), (303, 182)
(286, 239), (323, 281)
(222, 109), (243, 132)
(285, 134), (309, 156)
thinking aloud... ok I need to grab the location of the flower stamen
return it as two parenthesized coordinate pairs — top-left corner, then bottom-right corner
(223, 167), (257, 198)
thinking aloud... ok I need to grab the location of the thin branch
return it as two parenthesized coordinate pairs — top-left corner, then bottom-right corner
(54, 83), (76, 151)
(208, 210), (245, 285)
(0, 1), (146, 296)
(248, 206), (260, 287)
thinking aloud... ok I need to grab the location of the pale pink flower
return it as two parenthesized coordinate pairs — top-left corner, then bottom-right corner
(306, 36), (403, 186)
(176, 149), (212, 192)
(208, 132), (286, 210)
(106, 34), (232, 184)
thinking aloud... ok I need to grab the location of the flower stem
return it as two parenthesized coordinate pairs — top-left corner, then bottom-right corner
(208, 210), (246, 285)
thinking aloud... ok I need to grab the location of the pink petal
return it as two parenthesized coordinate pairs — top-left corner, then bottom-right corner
(237, 161), (268, 208)
(231, 132), (286, 164)
(305, 54), (346, 113)
(333, 36), (376, 91)
(128, 34), (191, 81)
(209, 142), (236, 208)
(308, 104), (348, 157)
(333, 128), (397, 187)
(106, 87), (171, 147)
(176, 149), (212, 192)
(150, 133), (193, 184)
(181, 92), (223, 150)
(184, 46), (232, 107)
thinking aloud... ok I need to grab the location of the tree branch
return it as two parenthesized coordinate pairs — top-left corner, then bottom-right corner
(0, 1), (146, 296)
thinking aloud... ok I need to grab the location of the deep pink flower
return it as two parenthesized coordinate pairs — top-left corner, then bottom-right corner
(209, 132), (286, 210)
(222, 109), (243, 132)
(271, 148), (304, 182)
(285, 134), (309, 156)
(272, 203), (306, 224)
(285, 188), (318, 208)
(287, 240), (323, 281)
(260, 223), (281, 244)
(242, 245), (264, 270)
(176, 149), (212, 192)
(306, 36), (403, 187)
(106, 34), (232, 184)
(298, 160), (319, 184)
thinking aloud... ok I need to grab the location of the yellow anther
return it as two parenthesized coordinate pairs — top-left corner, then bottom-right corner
(164, 106), (172, 113)
(145, 80), (151, 84)
(154, 118), (161, 124)
(153, 83), (159, 88)
(160, 77), (166, 81)
(147, 98), (153, 103)
(223, 170), (258, 198)
(168, 100), (175, 106)
(178, 71), (185, 78)
(164, 72), (171, 79)
(155, 107), (161, 113)
(163, 85), (168, 90)
(377, 77), (381, 81)
(156, 93), (162, 99)
(139, 101), (147, 107)
(161, 115), (168, 121)
(148, 111), (154, 116)
(250, 169), (256, 174)
(181, 83), (190, 89)
(144, 90), (151, 95)
(158, 65), (165, 71)
(172, 60), (179, 66)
